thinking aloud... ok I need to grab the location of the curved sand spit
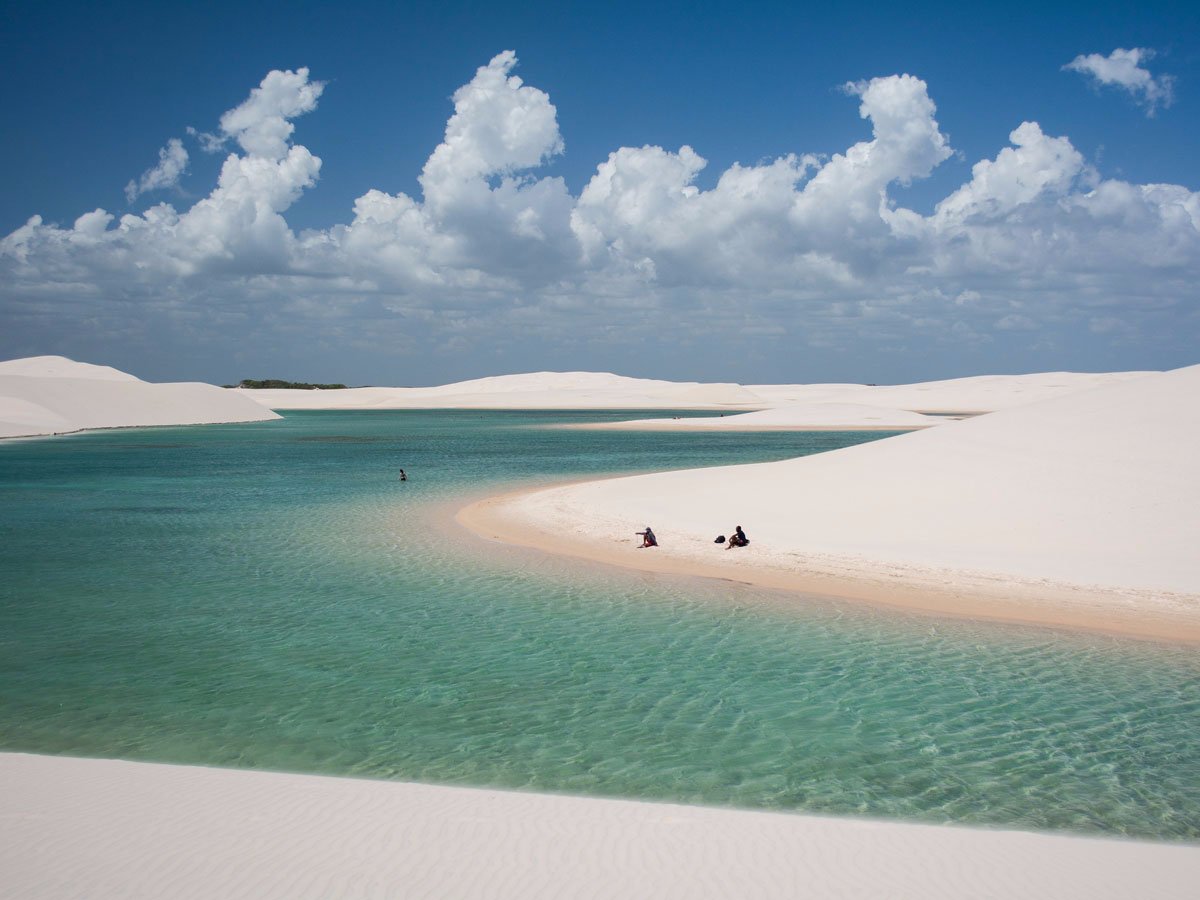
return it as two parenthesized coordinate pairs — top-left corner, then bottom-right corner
(461, 364), (1200, 642)
(2, 754), (1197, 899)
(0, 356), (280, 438)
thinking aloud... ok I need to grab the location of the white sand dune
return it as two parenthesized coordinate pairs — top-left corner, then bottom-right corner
(464, 363), (1200, 639)
(748, 370), (1155, 413)
(0, 355), (139, 381)
(3, 754), (1197, 900)
(585, 403), (947, 431)
(239, 369), (1157, 428)
(0, 356), (280, 439)
(237, 371), (766, 410)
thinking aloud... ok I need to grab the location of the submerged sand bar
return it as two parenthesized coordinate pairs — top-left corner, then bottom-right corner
(460, 364), (1200, 643)
(3, 754), (1198, 899)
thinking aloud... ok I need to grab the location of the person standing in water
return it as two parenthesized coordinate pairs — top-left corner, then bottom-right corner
(399, 469), (407, 481)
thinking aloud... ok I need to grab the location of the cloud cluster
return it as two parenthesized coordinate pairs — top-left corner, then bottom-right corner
(2, 52), (1197, 379)
(5, 67), (322, 285)
(1064, 47), (1175, 115)
(323, 51), (576, 293)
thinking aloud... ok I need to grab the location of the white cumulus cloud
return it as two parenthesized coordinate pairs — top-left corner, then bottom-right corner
(218, 67), (324, 159)
(933, 122), (1090, 225)
(125, 138), (189, 203)
(1064, 47), (1175, 115)
(323, 51), (577, 289)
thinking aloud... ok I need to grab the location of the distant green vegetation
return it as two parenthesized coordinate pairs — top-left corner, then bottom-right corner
(231, 379), (349, 390)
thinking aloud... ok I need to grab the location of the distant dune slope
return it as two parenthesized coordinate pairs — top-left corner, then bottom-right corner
(238, 369), (1157, 414)
(0, 356), (280, 439)
(0, 355), (141, 382)
(236, 371), (765, 410)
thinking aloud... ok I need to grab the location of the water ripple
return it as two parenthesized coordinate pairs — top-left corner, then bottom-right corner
(1, 411), (1198, 840)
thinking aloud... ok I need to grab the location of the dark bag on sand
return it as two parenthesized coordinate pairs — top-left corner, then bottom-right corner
(714, 535), (726, 543)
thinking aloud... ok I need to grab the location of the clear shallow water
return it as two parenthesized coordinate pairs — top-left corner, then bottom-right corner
(1, 410), (1198, 841)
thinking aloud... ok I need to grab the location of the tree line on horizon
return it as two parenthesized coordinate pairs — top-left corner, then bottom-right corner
(227, 379), (349, 390)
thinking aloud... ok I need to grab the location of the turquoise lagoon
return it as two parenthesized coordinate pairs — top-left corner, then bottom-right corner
(1, 410), (1197, 840)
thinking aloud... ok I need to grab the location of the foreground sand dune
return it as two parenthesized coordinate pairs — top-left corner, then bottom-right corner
(0, 356), (280, 438)
(462, 364), (1200, 641)
(2, 754), (1197, 900)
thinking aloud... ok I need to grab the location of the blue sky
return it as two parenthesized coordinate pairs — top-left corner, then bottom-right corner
(1, 0), (1197, 385)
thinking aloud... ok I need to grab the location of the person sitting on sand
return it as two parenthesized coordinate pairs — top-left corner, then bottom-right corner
(726, 525), (748, 549)
(636, 526), (657, 548)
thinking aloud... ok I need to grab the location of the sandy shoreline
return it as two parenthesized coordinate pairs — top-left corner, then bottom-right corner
(456, 482), (1200, 644)
(458, 365), (1200, 645)
(3, 753), (1197, 899)
(553, 421), (935, 432)
(555, 401), (957, 431)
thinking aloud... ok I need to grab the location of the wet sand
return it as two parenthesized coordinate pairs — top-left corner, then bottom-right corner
(457, 482), (1200, 645)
